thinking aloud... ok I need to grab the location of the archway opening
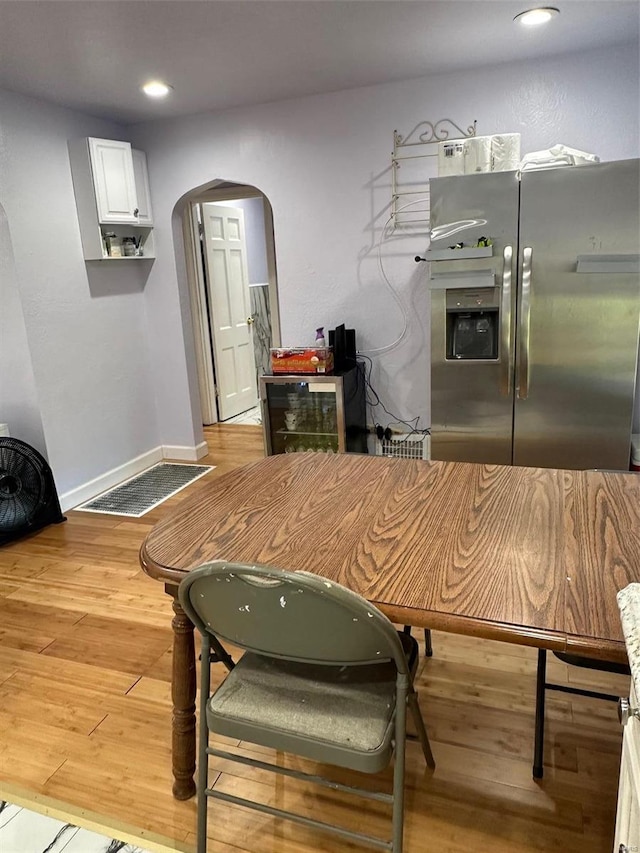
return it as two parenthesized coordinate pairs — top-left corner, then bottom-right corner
(180, 180), (280, 428)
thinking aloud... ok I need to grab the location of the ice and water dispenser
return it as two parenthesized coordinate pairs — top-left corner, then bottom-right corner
(425, 238), (512, 465)
(446, 288), (499, 360)
(421, 243), (502, 364)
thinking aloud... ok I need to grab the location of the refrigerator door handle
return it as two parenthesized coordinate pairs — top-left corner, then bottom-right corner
(518, 247), (533, 400)
(500, 245), (513, 396)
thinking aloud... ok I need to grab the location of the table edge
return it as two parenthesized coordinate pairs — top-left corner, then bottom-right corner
(141, 542), (621, 655)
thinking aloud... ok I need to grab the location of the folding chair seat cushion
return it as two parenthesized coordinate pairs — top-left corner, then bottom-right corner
(207, 652), (399, 773)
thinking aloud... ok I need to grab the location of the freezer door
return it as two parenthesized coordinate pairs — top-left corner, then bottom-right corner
(429, 171), (519, 464)
(514, 159), (640, 471)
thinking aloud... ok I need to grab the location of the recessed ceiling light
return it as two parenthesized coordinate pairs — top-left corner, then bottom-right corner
(514, 7), (560, 26)
(142, 81), (173, 99)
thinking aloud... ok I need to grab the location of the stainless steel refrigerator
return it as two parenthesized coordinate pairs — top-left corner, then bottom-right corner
(428, 159), (640, 470)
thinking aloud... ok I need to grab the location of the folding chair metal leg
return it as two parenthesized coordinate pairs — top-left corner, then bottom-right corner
(403, 625), (434, 658)
(424, 629), (433, 657)
(408, 688), (435, 769)
(533, 648), (546, 780)
(392, 686), (408, 853)
(197, 635), (212, 853)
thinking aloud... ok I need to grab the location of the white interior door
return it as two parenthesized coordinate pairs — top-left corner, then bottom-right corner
(201, 203), (258, 420)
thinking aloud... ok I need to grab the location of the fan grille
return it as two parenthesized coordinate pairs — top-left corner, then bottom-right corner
(0, 438), (50, 533)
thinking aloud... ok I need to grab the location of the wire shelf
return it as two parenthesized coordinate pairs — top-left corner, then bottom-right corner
(391, 118), (477, 231)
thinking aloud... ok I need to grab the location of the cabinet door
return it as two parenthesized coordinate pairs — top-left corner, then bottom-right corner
(514, 161), (640, 470)
(614, 685), (640, 853)
(429, 171), (519, 466)
(88, 138), (138, 224)
(132, 149), (154, 226)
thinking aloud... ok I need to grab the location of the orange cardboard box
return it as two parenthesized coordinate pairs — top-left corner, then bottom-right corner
(270, 347), (334, 375)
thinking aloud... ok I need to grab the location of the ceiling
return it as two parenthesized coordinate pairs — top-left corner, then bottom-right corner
(0, 0), (638, 125)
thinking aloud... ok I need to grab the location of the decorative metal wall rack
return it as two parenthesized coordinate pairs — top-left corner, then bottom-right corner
(391, 118), (477, 230)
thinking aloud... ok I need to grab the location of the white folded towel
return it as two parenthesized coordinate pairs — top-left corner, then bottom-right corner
(519, 143), (600, 172)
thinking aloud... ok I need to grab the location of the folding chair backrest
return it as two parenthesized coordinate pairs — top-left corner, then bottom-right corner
(179, 561), (408, 671)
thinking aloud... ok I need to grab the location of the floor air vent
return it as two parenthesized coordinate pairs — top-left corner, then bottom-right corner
(375, 433), (430, 461)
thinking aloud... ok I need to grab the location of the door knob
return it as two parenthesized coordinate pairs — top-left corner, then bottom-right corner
(133, 207), (139, 217)
(247, 316), (255, 325)
(618, 696), (640, 726)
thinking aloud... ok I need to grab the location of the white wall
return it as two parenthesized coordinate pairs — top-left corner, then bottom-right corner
(132, 43), (640, 445)
(0, 89), (160, 495)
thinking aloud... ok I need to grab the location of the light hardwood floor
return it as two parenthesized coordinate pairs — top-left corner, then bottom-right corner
(0, 424), (629, 852)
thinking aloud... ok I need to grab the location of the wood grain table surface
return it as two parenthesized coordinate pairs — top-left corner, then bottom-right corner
(563, 468), (640, 658)
(140, 452), (640, 798)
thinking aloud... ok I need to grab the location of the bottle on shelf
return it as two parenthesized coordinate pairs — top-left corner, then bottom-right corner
(123, 237), (136, 256)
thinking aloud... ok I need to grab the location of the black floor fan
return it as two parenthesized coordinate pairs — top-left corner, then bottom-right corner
(0, 437), (65, 545)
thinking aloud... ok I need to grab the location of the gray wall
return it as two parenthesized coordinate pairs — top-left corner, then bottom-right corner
(132, 42), (640, 448)
(0, 204), (47, 453)
(1, 41), (639, 498)
(0, 89), (160, 495)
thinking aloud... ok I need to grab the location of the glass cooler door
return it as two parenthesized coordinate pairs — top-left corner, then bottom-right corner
(260, 376), (344, 455)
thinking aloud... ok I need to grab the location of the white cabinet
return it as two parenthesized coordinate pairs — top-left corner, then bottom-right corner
(69, 137), (155, 260)
(88, 138), (138, 224)
(614, 682), (640, 853)
(131, 147), (154, 226)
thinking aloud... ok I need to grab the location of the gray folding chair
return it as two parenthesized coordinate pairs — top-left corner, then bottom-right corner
(179, 561), (435, 853)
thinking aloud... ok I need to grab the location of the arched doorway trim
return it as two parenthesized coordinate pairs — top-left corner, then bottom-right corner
(178, 180), (280, 425)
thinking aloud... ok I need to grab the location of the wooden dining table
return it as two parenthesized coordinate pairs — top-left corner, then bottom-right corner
(140, 451), (640, 799)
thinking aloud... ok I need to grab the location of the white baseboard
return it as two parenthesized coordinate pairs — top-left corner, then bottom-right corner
(60, 446), (163, 512)
(162, 441), (208, 461)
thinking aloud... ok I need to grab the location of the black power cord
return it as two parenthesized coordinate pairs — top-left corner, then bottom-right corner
(357, 354), (430, 441)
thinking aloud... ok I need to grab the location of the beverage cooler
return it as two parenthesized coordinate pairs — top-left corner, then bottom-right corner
(260, 366), (367, 456)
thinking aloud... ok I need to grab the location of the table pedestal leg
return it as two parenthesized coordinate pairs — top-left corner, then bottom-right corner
(167, 584), (197, 800)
